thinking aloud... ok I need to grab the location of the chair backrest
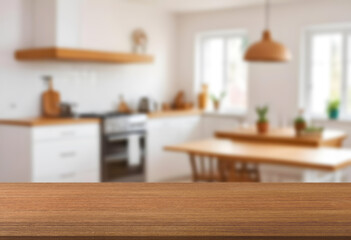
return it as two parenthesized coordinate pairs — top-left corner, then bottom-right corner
(219, 160), (260, 182)
(189, 155), (221, 182)
(189, 154), (260, 182)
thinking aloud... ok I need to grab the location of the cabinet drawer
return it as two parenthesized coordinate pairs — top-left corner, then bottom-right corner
(32, 138), (100, 182)
(33, 124), (99, 142)
(34, 169), (100, 183)
(75, 169), (100, 183)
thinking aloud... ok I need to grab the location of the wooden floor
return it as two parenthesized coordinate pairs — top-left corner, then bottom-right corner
(1, 183), (351, 239)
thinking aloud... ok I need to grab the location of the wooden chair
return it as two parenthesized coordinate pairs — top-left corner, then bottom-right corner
(189, 154), (260, 182)
(219, 160), (260, 182)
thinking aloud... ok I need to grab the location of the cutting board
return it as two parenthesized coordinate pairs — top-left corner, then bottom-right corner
(42, 79), (61, 118)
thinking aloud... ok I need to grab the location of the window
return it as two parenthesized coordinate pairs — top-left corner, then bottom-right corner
(197, 31), (248, 113)
(304, 26), (351, 118)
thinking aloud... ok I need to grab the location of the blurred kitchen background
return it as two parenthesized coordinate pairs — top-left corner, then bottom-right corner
(1, 0), (351, 183)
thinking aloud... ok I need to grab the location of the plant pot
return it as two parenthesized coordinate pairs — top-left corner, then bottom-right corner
(257, 122), (269, 134)
(213, 101), (220, 111)
(328, 109), (339, 120)
(294, 122), (306, 136)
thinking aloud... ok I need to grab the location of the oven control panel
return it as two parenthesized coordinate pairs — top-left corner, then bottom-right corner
(104, 114), (147, 134)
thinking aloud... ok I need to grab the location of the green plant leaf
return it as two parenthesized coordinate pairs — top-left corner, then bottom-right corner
(256, 105), (269, 123)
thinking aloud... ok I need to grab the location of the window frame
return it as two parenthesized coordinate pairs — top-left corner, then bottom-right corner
(303, 24), (351, 119)
(195, 29), (248, 114)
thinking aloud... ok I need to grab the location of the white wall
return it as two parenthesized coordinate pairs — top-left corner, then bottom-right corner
(33, 0), (57, 47)
(177, 0), (351, 125)
(0, 0), (177, 118)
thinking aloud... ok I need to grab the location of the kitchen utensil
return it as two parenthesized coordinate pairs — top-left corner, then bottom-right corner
(173, 91), (186, 110)
(138, 97), (157, 113)
(60, 102), (77, 118)
(118, 95), (131, 113)
(42, 76), (61, 118)
(198, 84), (209, 110)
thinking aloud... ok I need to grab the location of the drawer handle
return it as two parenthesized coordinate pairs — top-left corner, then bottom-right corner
(60, 152), (77, 158)
(60, 172), (76, 179)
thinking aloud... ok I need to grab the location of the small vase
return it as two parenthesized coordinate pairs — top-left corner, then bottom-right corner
(198, 84), (209, 110)
(213, 101), (220, 111)
(329, 109), (339, 120)
(257, 122), (269, 134)
(294, 122), (306, 137)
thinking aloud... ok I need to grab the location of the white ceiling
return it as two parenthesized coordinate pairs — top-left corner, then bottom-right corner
(127, 0), (296, 13)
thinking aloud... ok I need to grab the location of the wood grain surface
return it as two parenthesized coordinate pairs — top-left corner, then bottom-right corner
(1, 183), (351, 240)
(0, 118), (100, 127)
(216, 128), (347, 147)
(165, 138), (351, 171)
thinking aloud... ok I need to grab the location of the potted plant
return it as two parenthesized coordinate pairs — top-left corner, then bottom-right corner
(327, 100), (340, 120)
(256, 106), (269, 134)
(294, 109), (307, 136)
(210, 92), (226, 111)
(302, 126), (324, 139)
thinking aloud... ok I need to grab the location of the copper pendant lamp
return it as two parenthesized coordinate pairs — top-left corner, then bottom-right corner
(244, 0), (291, 62)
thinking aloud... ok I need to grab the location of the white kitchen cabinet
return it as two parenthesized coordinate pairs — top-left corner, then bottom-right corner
(0, 123), (100, 182)
(202, 115), (241, 138)
(146, 116), (202, 182)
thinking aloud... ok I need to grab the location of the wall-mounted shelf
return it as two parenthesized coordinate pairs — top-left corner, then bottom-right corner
(15, 47), (154, 64)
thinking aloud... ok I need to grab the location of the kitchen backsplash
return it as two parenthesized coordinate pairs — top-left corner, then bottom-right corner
(0, 61), (174, 118)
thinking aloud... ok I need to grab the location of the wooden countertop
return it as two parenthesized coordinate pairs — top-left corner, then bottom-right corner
(0, 117), (100, 127)
(148, 109), (203, 119)
(216, 128), (348, 147)
(165, 138), (351, 171)
(1, 183), (351, 239)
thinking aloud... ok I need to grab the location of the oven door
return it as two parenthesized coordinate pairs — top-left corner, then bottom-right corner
(103, 131), (146, 181)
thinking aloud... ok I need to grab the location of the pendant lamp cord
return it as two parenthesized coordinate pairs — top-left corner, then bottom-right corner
(265, 0), (270, 30)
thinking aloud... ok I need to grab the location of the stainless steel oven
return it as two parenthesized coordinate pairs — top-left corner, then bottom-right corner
(80, 113), (147, 182)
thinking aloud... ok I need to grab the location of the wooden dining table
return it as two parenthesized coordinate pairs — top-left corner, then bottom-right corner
(165, 139), (351, 182)
(213, 128), (348, 182)
(2, 183), (351, 239)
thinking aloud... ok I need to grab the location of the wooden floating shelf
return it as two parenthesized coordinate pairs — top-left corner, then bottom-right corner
(15, 47), (154, 64)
